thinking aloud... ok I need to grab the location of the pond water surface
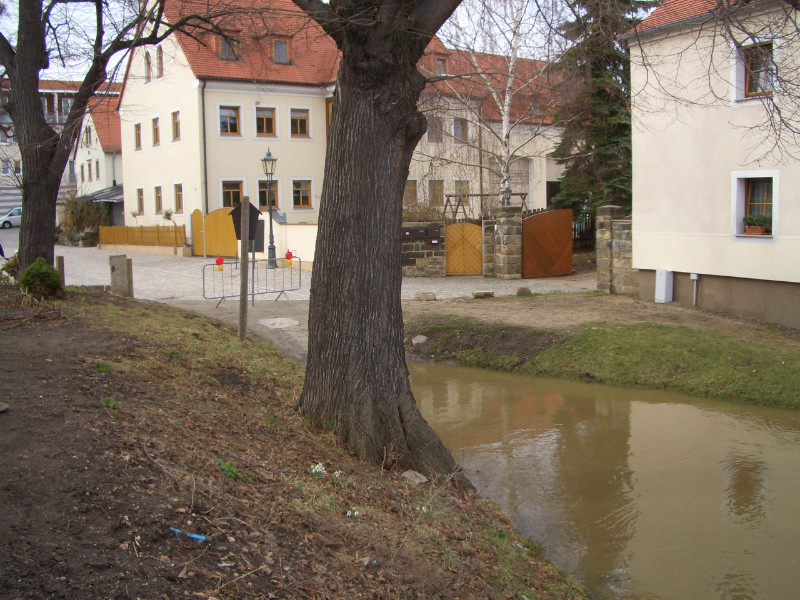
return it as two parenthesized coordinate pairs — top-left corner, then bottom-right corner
(409, 362), (800, 600)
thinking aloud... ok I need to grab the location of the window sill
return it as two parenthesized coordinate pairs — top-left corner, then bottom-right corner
(735, 233), (773, 238)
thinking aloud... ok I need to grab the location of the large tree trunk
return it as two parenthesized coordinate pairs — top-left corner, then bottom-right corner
(17, 136), (65, 271)
(299, 25), (459, 479)
(8, 0), (76, 272)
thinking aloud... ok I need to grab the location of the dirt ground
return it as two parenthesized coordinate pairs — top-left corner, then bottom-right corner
(0, 288), (585, 600)
(2, 255), (796, 599)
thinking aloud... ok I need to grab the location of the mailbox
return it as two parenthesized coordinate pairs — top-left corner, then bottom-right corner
(411, 227), (427, 239)
(401, 227), (413, 240)
(426, 226), (441, 238)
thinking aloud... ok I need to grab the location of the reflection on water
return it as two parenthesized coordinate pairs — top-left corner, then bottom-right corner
(410, 362), (800, 600)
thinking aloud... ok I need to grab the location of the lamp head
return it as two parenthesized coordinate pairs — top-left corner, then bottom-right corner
(261, 148), (277, 176)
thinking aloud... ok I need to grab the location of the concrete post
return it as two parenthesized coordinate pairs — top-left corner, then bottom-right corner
(55, 256), (65, 289)
(109, 255), (133, 297)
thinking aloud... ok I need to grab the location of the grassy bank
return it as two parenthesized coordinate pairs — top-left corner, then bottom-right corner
(406, 313), (800, 409)
(8, 287), (587, 599)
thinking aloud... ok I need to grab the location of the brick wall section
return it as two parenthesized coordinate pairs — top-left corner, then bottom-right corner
(482, 219), (495, 277)
(401, 221), (446, 277)
(493, 206), (522, 280)
(596, 205), (638, 295)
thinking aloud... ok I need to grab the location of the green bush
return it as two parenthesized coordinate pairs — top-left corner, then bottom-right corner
(19, 257), (64, 298)
(1, 253), (19, 280)
(63, 196), (112, 235)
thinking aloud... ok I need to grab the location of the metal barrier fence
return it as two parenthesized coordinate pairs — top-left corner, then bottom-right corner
(202, 257), (302, 307)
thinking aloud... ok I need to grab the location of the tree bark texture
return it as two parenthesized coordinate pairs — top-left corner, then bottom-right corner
(297, 1), (462, 478)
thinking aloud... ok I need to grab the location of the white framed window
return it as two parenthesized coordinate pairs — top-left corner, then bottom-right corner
(732, 40), (778, 103)
(290, 177), (315, 210)
(217, 104), (243, 138)
(255, 105), (278, 138)
(453, 118), (468, 143)
(731, 169), (779, 237)
(173, 181), (184, 214)
(289, 106), (312, 140)
(258, 177), (281, 211)
(428, 179), (444, 206)
(220, 178), (246, 208)
(403, 179), (418, 207)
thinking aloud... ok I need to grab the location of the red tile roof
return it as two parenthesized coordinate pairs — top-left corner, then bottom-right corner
(633, 0), (718, 34)
(420, 43), (556, 125)
(87, 96), (121, 152)
(167, 0), (339, 85)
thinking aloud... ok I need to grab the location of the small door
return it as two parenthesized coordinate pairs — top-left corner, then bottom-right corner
(445, 222), (482, 275)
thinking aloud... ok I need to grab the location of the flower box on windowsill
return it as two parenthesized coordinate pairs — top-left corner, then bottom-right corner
(744, 225), (768, 235)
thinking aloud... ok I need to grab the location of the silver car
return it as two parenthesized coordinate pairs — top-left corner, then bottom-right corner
(0, 206), (21, 228)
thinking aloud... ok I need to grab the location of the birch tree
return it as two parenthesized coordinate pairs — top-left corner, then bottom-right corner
(419, 0), (563, 214)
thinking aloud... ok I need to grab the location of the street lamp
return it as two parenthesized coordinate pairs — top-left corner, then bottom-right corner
(261, 148), (278, 268)
(502, 186), (511, 206)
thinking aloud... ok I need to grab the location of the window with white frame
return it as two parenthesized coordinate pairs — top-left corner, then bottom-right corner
(292, 179), (312, 209)
(403, 179), (417, 207)
(290, 109), (310, 138)
(734, 42), (776, 101)
(259, 179), (279, 209)
(731, 170), (778, 236)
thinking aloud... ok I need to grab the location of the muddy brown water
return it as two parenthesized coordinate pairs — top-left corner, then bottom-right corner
(409, 362), (800, 600)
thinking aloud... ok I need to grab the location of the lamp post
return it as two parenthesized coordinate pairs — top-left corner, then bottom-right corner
(261, 148), (278, 268)
(502, 186), (511, 207)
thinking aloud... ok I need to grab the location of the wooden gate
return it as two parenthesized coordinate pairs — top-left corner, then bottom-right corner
(445, 222), (482, 275)
(191, 208), (238, 257)
(522, 209), (573, 278)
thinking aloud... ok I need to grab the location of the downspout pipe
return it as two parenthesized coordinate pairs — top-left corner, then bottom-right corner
(200, 79), (209, 257)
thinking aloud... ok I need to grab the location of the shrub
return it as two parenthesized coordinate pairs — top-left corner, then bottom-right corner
(1, 253), (19, 280)
(743, 214), (769, 227)
(19, 257), (64, 298)
(62, 195), (112, 235)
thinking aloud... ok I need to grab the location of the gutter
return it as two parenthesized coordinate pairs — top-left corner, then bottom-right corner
(620, 12), (715, 44)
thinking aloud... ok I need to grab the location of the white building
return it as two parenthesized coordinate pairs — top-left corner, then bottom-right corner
(626, 0), (800, 328)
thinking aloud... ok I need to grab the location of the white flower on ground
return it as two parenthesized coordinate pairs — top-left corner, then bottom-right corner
(310, 463), (326, 478)
(346, 508), (360, 518)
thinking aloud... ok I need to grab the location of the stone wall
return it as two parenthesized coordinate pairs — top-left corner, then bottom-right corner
(596, 205), (638, 295)
(401, 221), (446, 277)
(493, 206), (522, 280)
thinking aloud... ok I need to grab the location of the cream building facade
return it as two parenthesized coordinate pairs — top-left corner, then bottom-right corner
(627, 0), (800, 328)
(119, 0), (564, 263)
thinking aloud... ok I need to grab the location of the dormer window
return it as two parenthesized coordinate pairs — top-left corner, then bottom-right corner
(435, 57), (448, 76)
(217, 33), (239, 60)
(273, 39), (291, 64)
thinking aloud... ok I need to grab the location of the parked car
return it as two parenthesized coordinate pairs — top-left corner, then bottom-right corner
(0, 206), (21, 228)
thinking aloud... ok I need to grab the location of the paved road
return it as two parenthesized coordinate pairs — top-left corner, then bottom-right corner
(2, 230), (596, 361)
(2, 228), (595, 301)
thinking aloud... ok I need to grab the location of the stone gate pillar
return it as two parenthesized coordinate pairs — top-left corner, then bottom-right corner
(494, 206), (522, 280)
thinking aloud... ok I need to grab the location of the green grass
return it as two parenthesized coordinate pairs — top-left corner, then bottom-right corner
(521, 323), (800, 408)
(217, 459), (248, 483)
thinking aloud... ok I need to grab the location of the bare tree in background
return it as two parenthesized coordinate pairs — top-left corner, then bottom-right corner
(291, 0), (464, 478)
(0, 0), (245, 272)
(418, 0), (565, 215)
(628, 0), (800, 163)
